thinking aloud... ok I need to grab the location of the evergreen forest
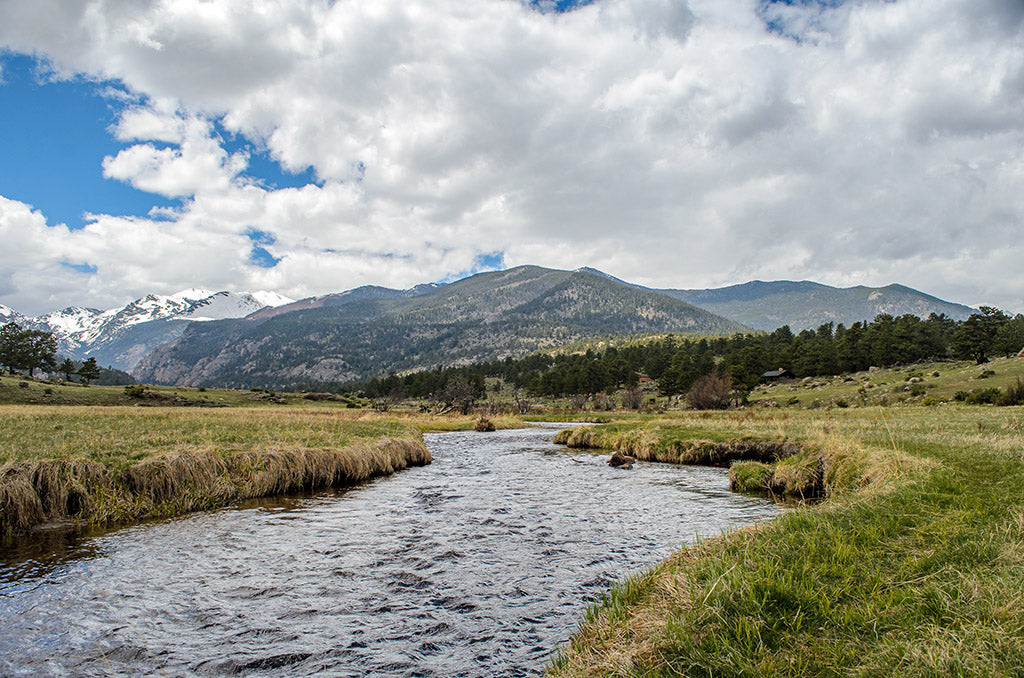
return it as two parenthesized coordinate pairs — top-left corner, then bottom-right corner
(362, 308), (1024, 400)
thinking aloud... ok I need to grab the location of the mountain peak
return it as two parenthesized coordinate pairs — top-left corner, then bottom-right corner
(167, 288), (220, 303)
(660, 279), (975, 330)
(2, 288), (298, 370)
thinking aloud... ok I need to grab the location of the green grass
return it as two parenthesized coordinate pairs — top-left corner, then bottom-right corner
(752, 356), (1024, 408)
(547, 406), (1024, 676)
(0, 405), (418, 469)
(0, 374), (373, 408)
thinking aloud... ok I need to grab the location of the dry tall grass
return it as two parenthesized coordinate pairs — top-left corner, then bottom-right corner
(1, 438), (430, 532)
(0, 406), (433, 533)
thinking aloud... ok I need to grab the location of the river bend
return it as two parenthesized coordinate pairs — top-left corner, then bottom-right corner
(0, 425), (778, 676)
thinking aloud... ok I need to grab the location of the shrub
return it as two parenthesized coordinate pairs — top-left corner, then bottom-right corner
(922, 397), (940, 406)
(124, 384), (148, 398)
(568, 394), (589, 411)
(621, 387), (643, 410)
(1000, 379), (1024, 406)
(834, 399), (849, 408)
(909, 384), (927, 397)
(979, 370), (996, 379)
(975, 388), (1002, 404)
(957, 388), (1002, 404)
(686, 374), (733, 410)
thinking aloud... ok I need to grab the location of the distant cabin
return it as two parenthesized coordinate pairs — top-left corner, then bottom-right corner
(761, 368), (791, 381)
(638, 373), (653, 383)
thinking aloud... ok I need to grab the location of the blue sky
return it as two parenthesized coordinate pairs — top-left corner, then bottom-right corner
(0, 53), (168, 230)
(0, 0), (1022, 315)
(0, 52), (316, 231)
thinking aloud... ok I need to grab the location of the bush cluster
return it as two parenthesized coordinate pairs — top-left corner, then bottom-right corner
(953, 380), (1024, 406)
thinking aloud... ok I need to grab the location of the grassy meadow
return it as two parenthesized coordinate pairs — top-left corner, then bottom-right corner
(751, 355), (1024, 409)
(0, 373), (371, 408)
(0, 379), (531, 535)
(0, 399), (528, 535)
(547, 405), (1024, 675)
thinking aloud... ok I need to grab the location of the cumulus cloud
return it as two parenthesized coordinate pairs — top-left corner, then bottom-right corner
(0, 0), (1022, 314)
(101, 103), (254, 199)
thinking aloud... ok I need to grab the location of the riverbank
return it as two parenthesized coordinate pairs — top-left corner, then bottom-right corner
(0, 406), (440, 534)
(547, 406), (1024, 675)
(552, 413), (911, 501)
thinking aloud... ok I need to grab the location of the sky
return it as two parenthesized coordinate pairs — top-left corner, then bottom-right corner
(0, 0), (1022, 316)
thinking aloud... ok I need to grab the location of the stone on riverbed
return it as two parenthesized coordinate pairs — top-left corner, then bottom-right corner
(608, 451), (636, 469)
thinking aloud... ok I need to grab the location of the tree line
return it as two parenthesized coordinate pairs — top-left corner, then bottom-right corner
(358, 308), (1024, 401)
(0, 322), (102, 383)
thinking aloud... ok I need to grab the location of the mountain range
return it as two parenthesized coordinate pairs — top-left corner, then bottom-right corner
(135, 266), (744, 388)
(0, 266), (977, 386)
(657, 280), (975, 331)
(0, 289), (292, 372)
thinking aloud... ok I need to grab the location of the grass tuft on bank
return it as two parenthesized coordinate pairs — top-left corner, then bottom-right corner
(548, 406), (1024, 675)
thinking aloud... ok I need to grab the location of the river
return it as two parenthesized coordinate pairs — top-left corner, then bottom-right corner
(0, 425), (779, 676)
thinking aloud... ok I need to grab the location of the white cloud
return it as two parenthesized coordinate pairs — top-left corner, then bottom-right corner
(0, 0), (1022, 314)
(102, 109), (247, 197)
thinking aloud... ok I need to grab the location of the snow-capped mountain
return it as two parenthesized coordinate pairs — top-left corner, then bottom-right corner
(3, 289), (293, 372)
(36, 289), (294, 350)
(0, 303), (28, 327)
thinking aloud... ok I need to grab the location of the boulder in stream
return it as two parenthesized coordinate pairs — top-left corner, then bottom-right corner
(608, 451), (636, 469)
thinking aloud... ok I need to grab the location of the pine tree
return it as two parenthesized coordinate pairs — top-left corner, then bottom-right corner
(0, 322), (24, 374)
(77, 357), (101, 385)
(59, 358), (78, 381)
(19, 329), (57, 377)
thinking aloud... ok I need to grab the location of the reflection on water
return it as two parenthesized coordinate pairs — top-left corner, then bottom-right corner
(0, 426), (779, 676)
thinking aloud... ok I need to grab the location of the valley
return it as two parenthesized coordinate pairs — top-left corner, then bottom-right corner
(1, 266), (1019, 677)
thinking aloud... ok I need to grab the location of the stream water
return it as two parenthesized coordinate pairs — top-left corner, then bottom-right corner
(0, 425), (779, 676)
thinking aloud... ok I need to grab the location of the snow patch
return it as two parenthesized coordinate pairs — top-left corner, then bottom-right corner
(2, 288), (296, 356)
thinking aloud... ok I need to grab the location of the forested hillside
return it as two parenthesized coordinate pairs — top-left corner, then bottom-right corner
(361, 308), (1024, 400)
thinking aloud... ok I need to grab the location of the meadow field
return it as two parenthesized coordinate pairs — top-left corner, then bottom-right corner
(751, 355), (1024, 409)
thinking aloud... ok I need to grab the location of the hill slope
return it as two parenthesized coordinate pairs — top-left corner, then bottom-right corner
(660, 280), (975, 331)
(136, 266), (744, 388)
